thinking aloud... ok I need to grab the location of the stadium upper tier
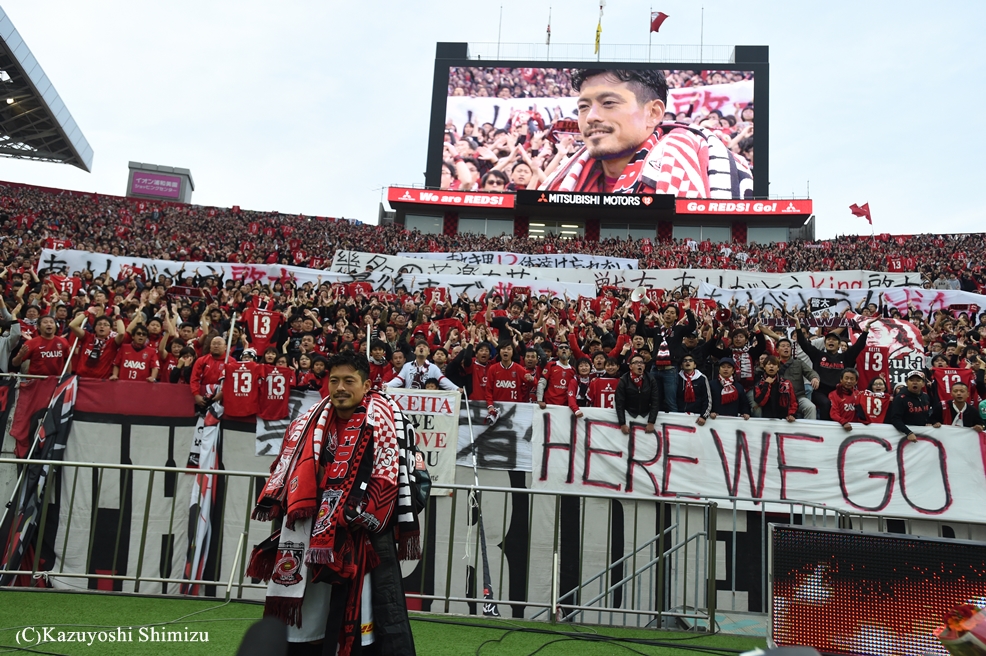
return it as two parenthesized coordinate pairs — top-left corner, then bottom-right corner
(0, 180), (980, 286)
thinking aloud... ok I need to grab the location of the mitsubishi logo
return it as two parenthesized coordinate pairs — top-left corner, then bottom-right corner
(782, 202), (799, 213)
(537, 193), (548, 203)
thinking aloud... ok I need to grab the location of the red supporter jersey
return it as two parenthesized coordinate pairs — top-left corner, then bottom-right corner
(74, 332), (120, 379)
(259, 365), (292, 420)
(486, 361), (528, 405)
(542, 361), (579, 411)
(587, 377), (619, 409)
(931, 367), (979, 408)
(190, 354), (226, 398)
(464, 359), (489, 401)
(368, 360), (389, 390)
(242, 306), (283, 354)
(861, 390), (889, 424)
(161, 354), (179, 383)
(21, 335), (70, 376)
(520, 365), (541, 403)
(115, 343), (160, 381)
(18, 320), (37, 342)
(856, 345), (889, 393)
(223, 361), (262, 418)
(49, 274), (82, 296)
(146, 330), (165, 355)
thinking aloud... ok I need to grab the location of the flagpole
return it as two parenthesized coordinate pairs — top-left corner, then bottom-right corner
(700, 7), (704, 63)
(545, 7), (551, 61)
(649, 7), (652, 61)
(497, 6), (503, 59)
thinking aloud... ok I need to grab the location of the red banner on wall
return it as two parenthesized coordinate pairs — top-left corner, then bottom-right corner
(387, 187), (515, 209)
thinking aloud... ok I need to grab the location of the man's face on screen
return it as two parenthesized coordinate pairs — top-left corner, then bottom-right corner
(577, 74), (663, 160)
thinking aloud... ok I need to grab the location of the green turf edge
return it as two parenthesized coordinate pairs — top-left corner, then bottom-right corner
(0, 590), (766, 656)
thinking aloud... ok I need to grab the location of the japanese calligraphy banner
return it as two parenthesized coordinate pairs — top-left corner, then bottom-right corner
(37, 249), (594, 301)
(333, 251), (921, 291)
(385, 389), (460, 495)
(456, 401), (534, 472)
(39, 248), (342, 288)
(532, 406), (986, 522)
(695, 283), (986, 315)
(254, 389), (323, 456)
(398, 251), (639, 270)
(41, 249), (922, 301)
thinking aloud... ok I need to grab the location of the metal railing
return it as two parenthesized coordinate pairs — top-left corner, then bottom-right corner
(0, 457), (720, 632)
(3, 454), (983, 636)
(0, 458), (269, 600)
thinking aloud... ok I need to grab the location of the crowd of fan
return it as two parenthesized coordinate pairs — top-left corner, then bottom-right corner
(3, 179), (986, 440)
(1, 181), (984, 286)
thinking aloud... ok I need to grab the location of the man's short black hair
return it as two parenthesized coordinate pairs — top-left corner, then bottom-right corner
(571, 69), (669, 105)
(326, 351), (370, 382)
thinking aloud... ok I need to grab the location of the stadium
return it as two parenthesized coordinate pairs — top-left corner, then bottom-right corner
(1, 3), (985, 656)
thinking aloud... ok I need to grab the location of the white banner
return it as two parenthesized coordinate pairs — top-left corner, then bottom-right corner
(457, 401), (534, 472)
(385, 389), (461, 494)
(696, 283), (986, 315)
(532, 407), (986, 523)
(38, 249), (594, 301)
(39, 248), (345, 288)
(41, 248), (925, 300)
(333, 251), (921, 291)
(398, 251), (638, 270)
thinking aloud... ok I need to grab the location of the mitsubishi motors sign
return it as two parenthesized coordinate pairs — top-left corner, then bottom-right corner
(676, 199), (813, 215)
(387, 187), (514, 209)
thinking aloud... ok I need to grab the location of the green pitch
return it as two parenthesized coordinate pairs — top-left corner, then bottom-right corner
(0, 590), (765, 655)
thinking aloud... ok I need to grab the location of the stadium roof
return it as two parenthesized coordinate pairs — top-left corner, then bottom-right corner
(0, 7), (92, 171)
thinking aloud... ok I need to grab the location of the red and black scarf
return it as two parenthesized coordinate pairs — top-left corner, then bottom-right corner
(249, 391), (415, 655)
(681, 371), (697, 403)
(718, 375), (738, 404)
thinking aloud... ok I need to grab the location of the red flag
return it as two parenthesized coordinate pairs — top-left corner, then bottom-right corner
(650, 11), (669, 32)
(849, 202), (872, 224)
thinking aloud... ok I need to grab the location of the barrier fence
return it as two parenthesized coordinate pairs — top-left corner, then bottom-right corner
(6, 450), (984, 635)
(0, 457), (722, 630)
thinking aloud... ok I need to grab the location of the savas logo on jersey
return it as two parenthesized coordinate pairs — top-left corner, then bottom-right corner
(495, 379), (516, 389)
(124, 360), (148, 370)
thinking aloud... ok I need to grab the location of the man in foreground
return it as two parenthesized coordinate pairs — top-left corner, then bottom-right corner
(248, 352), (418, 655)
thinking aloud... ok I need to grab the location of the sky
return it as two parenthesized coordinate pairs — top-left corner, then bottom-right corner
(0, 0), (983, 239)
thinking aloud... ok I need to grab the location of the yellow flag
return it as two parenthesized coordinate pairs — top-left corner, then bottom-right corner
(594, 20), (601, 54)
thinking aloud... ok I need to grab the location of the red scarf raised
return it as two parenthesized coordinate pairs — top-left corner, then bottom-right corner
(718, 375), (738, 404)
(682, 371), (696, 403)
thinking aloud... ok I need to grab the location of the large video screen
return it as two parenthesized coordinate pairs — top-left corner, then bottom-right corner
(435, 66), (756, 199)
(129, 171), (181, 200)
(771, 525), (986, 655)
